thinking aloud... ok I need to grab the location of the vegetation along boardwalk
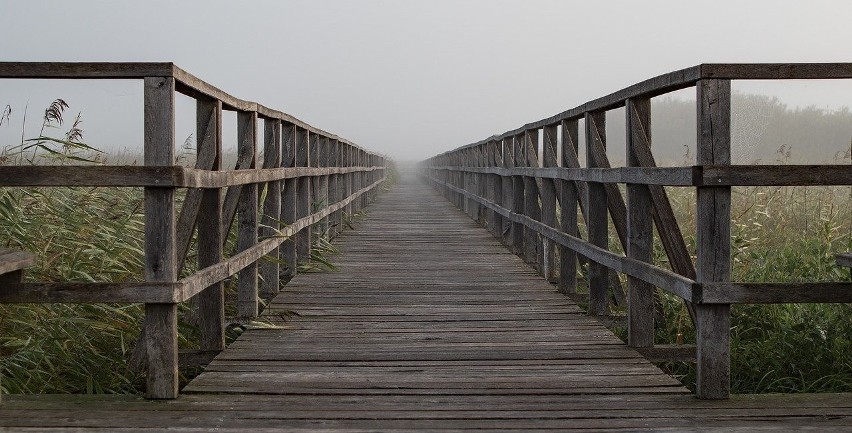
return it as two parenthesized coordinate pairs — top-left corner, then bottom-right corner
(2, 173), (850, 431)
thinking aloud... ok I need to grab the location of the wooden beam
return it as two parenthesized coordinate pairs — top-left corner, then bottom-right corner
(695, 79), (732, 400)
(260, 119), (282, 298)
(236, 111), (259, 319)
(142, 76), (179, 399)
(626, 98), (654, 349)
(195, 97), (225, 352)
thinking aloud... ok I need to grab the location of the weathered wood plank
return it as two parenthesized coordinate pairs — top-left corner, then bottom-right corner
(195, 97), (225, 352)
(695, 78), (732, 400)
(236, 111), (259, 319)
(0, 249), (36, 275)
(585, 111), (609, 316)
(142, 76), (179, 399)
(626, 98), (654, 348)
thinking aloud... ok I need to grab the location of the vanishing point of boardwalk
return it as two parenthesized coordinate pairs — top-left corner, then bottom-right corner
(2, 173), (850, 431)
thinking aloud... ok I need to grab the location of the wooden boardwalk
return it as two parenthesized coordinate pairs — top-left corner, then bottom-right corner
(2, 173), (851, 431)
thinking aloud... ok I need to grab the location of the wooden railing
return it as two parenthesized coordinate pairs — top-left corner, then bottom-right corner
(0, 62), (388, 399)
(422, 63), (852, 399)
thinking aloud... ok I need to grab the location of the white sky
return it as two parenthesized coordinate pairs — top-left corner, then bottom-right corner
(1, 0), (851, 161)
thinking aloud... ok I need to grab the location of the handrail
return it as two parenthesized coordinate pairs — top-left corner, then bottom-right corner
(0, 62), (390, 399)
(421, 62), (852, 400)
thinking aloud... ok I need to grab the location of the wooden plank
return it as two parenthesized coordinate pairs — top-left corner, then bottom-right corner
(195, 97), (225, 352)
(510, 135), (526, 256)
(626, 98), (654, 348)
(695, 79), (732, 400)
(698, 282), (852, 304)
(0, 281), (180, 303)
(260, 119), (282, 299)
(142, 76), (179, 399)
(0, 249), (36, 275)
(838, 253), (852, 269)
(236, 111), (259, 319)
(701, 164), (852, 186)
(499, 138), (513, 247)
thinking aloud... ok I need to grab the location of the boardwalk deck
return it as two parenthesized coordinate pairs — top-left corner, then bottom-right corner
(2, 172), (851, 431)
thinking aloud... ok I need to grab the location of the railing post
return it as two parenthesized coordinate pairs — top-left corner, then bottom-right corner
(279, 123), (297, 280)
(314, 136), (329, 238)
(142, 76), (179, 399)
(359, 148), (368, 209)
(236, 111), (260, 317)
(559, 119), (580, 294)
(522, 129), (542, 270)
(196, 97), (225, 350)
(541, 125), (559, 281)
(695, 79), (732, 399)
(500, 138), (514, 247)
(510, 135), (525, 255)
(328, 139), (341, 237)
(344, 143), (354, 218)
(585, 111), (609, 316)
(296, 128), (312, 264)
(486, 140), (503, 239)
(260, 119), (282, 298)
(626, 98), (654, 348)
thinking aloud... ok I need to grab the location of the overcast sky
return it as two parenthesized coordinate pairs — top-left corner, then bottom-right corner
(1, 0), (851, 161)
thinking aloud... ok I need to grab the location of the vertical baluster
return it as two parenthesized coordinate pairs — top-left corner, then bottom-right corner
(541, 125), (559, 281)
(236, 111), (259, 317)
(695, 79), (732, 400)
(260, 119), (282, 298)
(522, 130), (541, 269)
(279, 123), (297, 280)
(585, 111), (608, 316)
(296, 129), (312, 264)
(626, 98), (654, 348)
(196, 97), (224, 349)
(143, 76), (178, 399)
(559, 119), (580, 294)
(501, 138), (514, 247)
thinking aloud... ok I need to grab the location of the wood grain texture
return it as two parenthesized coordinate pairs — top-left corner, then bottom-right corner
(195, 98), (225, 352)
(585, 112), (609, 316)
(142, 76), (179, 399)
(626, 98), (654, 348)
(695, 79), (732, 400)
(0, 249), (36, 275)
(236, 111), (259, 319)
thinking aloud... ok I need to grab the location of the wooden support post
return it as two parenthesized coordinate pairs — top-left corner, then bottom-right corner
(586, 111), (609, 316)
(196, 97), (224, 350)
(296, 129), (312, 263)
(500, 138), (514, 247)
(344, 144), (354, 219)
(278, 123), (297, 280)
(486, 140), (503, 239)
(236, 111), (259, 317)
(541, 125), (559, 281)
(626, 98), (654, 348)
(260, 119), (282, 298)
(359, 149), (368, 209)
(510, 135), (525, 255)
(559, 119), (580, 294)
(695, 79), (732, 400)
(142, 76), (179, 399)
(318, 137), (330, 238)
(328, 139), (341, 237)
(522, 130), (542, 270)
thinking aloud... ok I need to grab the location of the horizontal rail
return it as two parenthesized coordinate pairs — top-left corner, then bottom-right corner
(0, 62), (371, 151)
(435, 63), (852, 153)
(430, 165), (852, 187)
(0, 165), (384, 188)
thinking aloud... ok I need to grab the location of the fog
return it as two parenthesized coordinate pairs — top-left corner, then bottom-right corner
(1, 0), (851, 163)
